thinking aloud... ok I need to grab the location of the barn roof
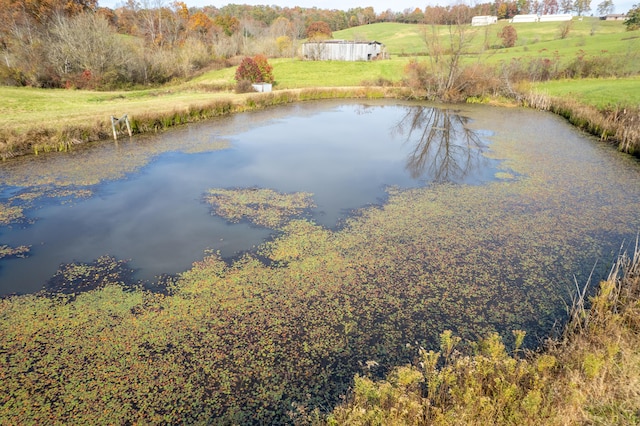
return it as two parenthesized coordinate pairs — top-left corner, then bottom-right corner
(304, 40), (383, 45)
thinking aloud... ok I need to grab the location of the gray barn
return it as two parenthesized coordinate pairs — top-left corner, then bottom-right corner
(302, 40), (385, 61)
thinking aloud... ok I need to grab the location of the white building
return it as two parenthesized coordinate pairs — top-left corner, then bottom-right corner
(538, 14), (573, 22)
(302, 40), (385, 61)
(471, 15), (498, 26)
(511, 14), (539, 23)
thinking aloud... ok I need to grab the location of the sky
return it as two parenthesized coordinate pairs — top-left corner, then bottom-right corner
(97, 0), (636, 16)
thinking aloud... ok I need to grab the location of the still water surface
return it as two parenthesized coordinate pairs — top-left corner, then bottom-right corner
(0, 100), (638, 296)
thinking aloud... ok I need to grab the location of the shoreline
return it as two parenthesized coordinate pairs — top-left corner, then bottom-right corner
(2, 85), (638, 160)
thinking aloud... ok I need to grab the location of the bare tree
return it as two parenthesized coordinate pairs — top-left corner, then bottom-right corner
(419, 14), (478, 100)
(392, 107), (488, 183)
(48, 12), (129, 82)
(574, 0), (592, 15)
(596, 0), (615, 15)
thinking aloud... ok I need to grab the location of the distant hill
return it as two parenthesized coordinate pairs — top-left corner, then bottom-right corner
(333, 19), (637, 71)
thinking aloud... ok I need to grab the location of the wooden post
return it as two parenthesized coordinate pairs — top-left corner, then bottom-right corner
(124, 115), (132, 138)
(110, 114), (132, 141)
(110, 115), (118, 141)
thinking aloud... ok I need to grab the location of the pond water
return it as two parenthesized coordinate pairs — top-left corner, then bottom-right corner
(0, 100), (639, 297)
(3, 99), (640, 423)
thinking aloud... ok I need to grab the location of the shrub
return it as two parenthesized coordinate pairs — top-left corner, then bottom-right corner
(403, 59), (432, 92)
(234, 55), (274, 84)
(559, 20), (574, 39)
(0, 65), (26, 86)
(563, 50), (623, 78)
(253, 54), (274, 84)
(235, 57), (262, 83)
(235, 79), (256, 93)
(498, 25), (518, 48)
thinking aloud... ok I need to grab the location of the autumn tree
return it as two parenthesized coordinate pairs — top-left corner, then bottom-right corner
(306, 21), (332, 40)
(0, 0), (98, 25)
(252, 54), (274, 83)
(0, 0), (99, 86)
(414, 9), (482, 101)
(560, 0), (573, 13)
(499, 25), (518, 47)
(214, 15), (240, 36)
(188, 11), (213, 38)
(48, 12), (133, 88)
(542, 0), (560, 14)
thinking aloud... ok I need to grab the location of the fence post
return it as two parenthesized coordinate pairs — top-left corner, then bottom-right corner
(110, 115), (132, 141)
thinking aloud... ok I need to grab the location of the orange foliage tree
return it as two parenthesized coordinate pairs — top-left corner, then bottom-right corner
(305, 21), (332, 40)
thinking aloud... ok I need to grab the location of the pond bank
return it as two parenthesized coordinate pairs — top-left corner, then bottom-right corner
(2, 85), (638, 160)
(0, 87), (401, 160)
(519, 90), (640, 156)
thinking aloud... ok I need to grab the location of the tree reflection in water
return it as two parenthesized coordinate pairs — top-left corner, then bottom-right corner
(394, 106), (490, 183)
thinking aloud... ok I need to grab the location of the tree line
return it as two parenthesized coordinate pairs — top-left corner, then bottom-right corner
(0, 0), (610, 89)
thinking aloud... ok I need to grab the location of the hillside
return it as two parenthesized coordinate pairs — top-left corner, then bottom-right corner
(333, 19), (634, 58)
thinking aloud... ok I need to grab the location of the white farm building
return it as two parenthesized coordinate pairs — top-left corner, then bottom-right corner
(302, 40), (385, 61)
(511, 14), (539, 22)
(471, 15), (498, 26)
(538, 14), (573, 22)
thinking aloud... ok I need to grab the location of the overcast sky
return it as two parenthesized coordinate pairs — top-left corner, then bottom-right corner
(98, 0), (635, 16)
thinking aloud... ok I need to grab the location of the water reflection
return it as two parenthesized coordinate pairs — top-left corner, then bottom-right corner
(393, 107), (489, 183)
(0, 102), (502, 295)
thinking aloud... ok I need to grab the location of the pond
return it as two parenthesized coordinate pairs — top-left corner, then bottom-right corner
(1, 100), (640, 423)
(0, 101), (501, 295)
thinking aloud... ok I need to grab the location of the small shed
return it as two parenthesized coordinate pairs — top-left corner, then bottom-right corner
(302, 40), (385, 61)
(471, 15), (498, 26)
(511, 14), (539, 23)
(538, 14), (573, 22)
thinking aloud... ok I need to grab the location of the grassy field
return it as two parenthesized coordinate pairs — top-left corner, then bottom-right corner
(0, 86), (243, 134)
(531, 76), (640, 109)
(333, 19), (633, 56)
(0, 18), (638, 142)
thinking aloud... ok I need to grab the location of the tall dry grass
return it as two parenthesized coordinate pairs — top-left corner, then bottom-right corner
(326, 239), (640, 425)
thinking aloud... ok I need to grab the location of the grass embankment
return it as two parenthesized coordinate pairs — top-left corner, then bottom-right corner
(328, 246), (640, 425)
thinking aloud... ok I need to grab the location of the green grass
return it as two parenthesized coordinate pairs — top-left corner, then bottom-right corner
(333, 19), (631, 56)
(269, 57), (409, 88)
(333, 19), (639, 75)
(334, 22), (429, 55)
(531, 76), (640, 109)
(0, 86), (241, 133)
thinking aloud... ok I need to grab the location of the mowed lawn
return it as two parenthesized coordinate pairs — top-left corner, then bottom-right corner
(0, 86), (243, 133)
(531, 76), (640, 108)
